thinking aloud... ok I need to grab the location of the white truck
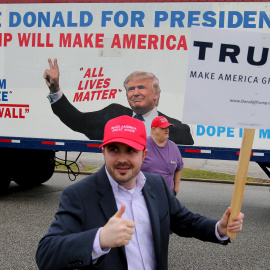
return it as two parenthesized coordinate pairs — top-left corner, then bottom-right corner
(1, 0), (270, 192)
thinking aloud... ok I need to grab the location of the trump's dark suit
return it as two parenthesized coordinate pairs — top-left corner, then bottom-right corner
(51, 95), (194, 145)
(36, 166), (228, 270)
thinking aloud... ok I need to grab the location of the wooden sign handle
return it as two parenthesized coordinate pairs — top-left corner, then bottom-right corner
(227, 128), (255, 239)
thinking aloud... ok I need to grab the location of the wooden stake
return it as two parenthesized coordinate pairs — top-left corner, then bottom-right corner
(227, 128), (255, 239)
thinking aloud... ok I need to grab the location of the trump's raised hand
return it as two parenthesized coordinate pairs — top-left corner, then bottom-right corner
(44, 58), (60, 94)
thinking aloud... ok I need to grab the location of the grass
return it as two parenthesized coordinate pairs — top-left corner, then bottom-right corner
(55, 160), (270, 184)
(55, 160), (96, 172)
(182, 168), (270, 183)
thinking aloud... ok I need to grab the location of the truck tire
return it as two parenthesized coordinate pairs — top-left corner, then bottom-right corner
(0, 175), (11, 194)
(13, 150), (55, 187)
(0, 151), (12, 194)
(0, 147), (55, 188)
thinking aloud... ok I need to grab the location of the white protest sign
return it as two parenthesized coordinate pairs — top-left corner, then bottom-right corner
(183, 27), (270, 130)
(182, 27), (268, 238)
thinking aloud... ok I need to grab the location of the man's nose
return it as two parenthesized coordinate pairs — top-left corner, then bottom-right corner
(117, 152), (128, 162)
(133, 87), (140, 96)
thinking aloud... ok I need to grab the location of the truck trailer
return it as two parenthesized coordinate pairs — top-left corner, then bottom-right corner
(1, 0), (270, 191)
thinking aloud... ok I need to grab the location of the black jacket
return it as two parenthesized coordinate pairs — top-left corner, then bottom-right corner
(51, 95), (194, 145)
(36, 166), (228, 270)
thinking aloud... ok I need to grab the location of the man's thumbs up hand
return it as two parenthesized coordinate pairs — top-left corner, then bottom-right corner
(114, 204), (126, 218)
(100, 204), (135, 248)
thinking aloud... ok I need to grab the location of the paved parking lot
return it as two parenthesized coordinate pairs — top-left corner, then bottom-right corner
(1, 172), (269, 269)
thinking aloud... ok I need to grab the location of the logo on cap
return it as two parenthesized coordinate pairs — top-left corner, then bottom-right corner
(111, 125), (136, 133)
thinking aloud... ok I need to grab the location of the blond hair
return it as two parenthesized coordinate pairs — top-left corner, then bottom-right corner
(123, 71), (161, 106)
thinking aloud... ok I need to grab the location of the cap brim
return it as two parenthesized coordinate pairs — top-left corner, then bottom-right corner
(158, 123), (174, 128)
(100, 137), (145, 151)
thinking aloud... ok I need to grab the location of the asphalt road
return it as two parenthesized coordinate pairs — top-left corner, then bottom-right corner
(1, 172), (269, 270)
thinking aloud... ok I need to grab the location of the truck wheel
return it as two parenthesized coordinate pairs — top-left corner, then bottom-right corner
(13, 150), (55, 187)
(0, 151), (12, 194)
(0, 177), (11, 194)
(35, 154), (55, 184)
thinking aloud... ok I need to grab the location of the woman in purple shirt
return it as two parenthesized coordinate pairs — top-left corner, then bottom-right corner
(141, 116), (184, 195)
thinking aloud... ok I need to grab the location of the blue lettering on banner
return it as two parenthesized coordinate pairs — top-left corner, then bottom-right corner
(101, 11), (145, 27)
(188, 11), (200, 27)
(219, 11), (225, 28)
(0, 79), (6, 89)
(239, 128), (243, 138)
(155, 11), (168, 27)
(0, 79), (8, 101)
(227, 127), (234, 137)
(80, 11), (93, 27)
(197, 125), (270, 139)
(9, 11), (93, 27)
(228, 11), (243, 28)
(207, 126), (215, 136)
(114, 11), (129, 27)
(170, 11), (185, 27)
(53, 12), (68, 27)
(243, 11), (256, 28)
(5, 10), (270, 29)
(154, 10), (270, 29)
(9, 12), (21, 27)
(24, 12), (36, 27)
(0, 91), (8, 101)
(202, 11), (216, 27)
(259, 129), (270, 139)
(197, 125), (235, 137)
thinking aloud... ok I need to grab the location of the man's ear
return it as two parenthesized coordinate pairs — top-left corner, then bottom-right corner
(143, 149), (148, 160)
(154, 92), (160, 102)
(102, 147), (105, 155)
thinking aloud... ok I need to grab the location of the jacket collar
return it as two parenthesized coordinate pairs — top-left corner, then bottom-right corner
(96, 165), (118, 220)
(142, 178), (161, 267)
(96, 166), (127, 261)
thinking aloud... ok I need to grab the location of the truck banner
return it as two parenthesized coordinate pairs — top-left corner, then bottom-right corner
(1, 2), (270, 150)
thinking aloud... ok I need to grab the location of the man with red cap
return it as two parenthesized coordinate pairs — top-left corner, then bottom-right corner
(142, 116), (184, 195)
(36, 115), (244, 270)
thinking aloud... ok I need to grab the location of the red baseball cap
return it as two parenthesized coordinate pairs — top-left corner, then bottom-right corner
(151, 116), (174, 128)
(100, 115), (147, 151)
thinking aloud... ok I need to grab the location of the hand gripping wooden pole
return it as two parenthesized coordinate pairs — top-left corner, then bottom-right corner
(227, 128), (255, 239)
